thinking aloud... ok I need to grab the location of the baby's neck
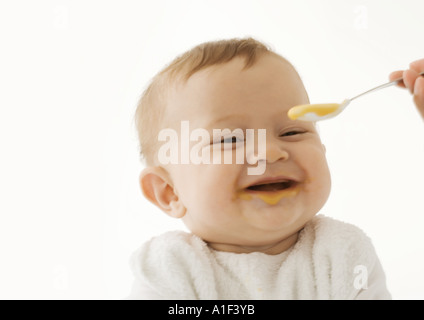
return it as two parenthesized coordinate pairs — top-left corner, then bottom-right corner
(207, 232), (299, 255)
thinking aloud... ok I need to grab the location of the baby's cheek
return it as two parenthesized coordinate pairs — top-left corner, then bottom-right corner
(301, 146), (331, 197)
(185, 165), (230, 201)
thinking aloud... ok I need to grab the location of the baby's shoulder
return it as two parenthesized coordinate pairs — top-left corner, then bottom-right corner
(132, 230), (208, 266)
(308, 215), (371, 242)
(140, 230), (200, 248)
(303, 215), (377, 265)
(130, 230), (217, 299)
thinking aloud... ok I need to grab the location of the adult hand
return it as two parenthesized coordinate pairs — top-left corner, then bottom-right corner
(389, 59), (424, 120)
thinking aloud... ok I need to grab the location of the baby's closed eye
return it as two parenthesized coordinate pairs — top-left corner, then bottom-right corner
(221, 136), (244, 144)
(280, 129), (307, 137)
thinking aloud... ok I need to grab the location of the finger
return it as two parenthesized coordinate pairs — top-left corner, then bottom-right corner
(415, 75), (424, 96)
(413, 76), (424, 119)
(403, 69), (420, 94)
(410, 59), (424, 73)
(389, 70), (406, 88)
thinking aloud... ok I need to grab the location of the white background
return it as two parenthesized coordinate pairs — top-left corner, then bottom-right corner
(1, 0), (423, 299)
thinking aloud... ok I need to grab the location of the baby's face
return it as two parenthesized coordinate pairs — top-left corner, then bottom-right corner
(161, 54), (331, 253)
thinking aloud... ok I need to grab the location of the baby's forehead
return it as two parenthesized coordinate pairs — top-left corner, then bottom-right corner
(168, 55), (302, 100)
(160, 54), (308, 129)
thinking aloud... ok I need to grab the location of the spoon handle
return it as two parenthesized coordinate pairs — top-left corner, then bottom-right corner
(350, 71), (424, 101)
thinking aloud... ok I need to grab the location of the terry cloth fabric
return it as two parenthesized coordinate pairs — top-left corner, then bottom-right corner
(127, 215), (391, 300)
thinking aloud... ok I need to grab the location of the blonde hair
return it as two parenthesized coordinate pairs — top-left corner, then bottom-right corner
(135, 37), (281, 166)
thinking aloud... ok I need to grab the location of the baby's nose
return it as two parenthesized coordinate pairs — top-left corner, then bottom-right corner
(245, 132), (289, 165)
(261, 138), (289, 164)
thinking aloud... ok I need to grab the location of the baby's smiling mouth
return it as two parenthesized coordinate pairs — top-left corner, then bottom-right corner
(246, 180), (296, 192)
(238, 177), (301, 205)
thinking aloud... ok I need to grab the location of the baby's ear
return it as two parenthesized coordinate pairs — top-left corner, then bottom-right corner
(139, 167), (186, 219)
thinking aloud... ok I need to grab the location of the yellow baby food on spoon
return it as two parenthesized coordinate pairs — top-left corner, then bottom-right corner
(287, 102), (346, 121)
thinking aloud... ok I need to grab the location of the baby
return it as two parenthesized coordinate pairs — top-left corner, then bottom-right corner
(128, 38), (424, 300)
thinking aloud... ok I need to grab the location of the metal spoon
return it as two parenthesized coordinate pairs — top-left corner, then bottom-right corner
(288, 71), (424, 121)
